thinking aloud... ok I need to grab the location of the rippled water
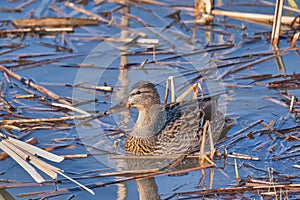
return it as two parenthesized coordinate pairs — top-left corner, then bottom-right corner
(0, 0), (299, 199)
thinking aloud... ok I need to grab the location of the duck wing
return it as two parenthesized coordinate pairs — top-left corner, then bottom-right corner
(153, 98), (216, 154)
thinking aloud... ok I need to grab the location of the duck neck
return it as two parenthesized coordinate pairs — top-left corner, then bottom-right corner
(135, 106), (159, 127)
(136, 109), (152, 127)
(132, 105), (160, 137)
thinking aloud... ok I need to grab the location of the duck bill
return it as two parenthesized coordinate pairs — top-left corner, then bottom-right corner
(104, 98), (130, 115)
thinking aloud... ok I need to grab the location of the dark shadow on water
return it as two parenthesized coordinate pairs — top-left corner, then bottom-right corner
(0, 189), (14, 200)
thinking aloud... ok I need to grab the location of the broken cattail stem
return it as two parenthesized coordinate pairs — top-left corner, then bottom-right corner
(51, 102), (91, 115)
(291, 31), (300, 47)
(0, 141), (45, 183)
(164, 78), (170, 105)
(63, 154), (89, 159)
(234, 158), (239, 181)
(271, 0), (284, 46)
(177, 83), (197, 102)
(263, 96), (289, 108)
(264, 120), (275, 130)
(199, 120), (209, 164)
(289, 95), (295, 113)
(207, 121), (214, 156)
(169, 76), (176, 103)
(212, 10), (300, 27)
(12, 17), (99, 28)
(228, 153), (260, 161)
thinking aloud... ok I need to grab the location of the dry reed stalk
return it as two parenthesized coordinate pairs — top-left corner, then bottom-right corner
(174, 186), (252, 196)
(99, 169), (160, 177)
(0, 65), (70, 105)
(259, 0), (300, 13)
(1, 140), (59, 178)
(216, 54), (277, 80)
(176, 83), (197, 102)
(8, 53), (85, 70)
(0, 114), (93, 125)
(194, 0), (201, 18)
(169, 77), (176, 103)
(0, 96), (15, 111)
(207, 121), (214, 156)
(236, 74), (274, 81)
(21, 125), (74, 131)
(63, 2), (108, 23)
(192, 0), (214, 24)
(36, 42), (73, 53)
(209, 167), (214, 189)
(163, 78), (170, 105)
(72, 84), (114, 92)
(291, 31), (300, 47)
(107, 0), (166, 6)
(263, 96), (289, 108)
(139, 59), (148, 68)
(293, 164), (300, 169)
(63, 2), (145, 37)
(0, 125), (21, 131)
(251, 183), (300, 189)
(289, 95), (295, 112)
(0, 182), (52, 190)
(17, 0), (35, 10)
(211, 10), (300, 27)
(0, 44), (27, 56)
(12, 18), (99, 28)
(174, 183), (300, 198)
(3, 136), (64, 163)
(268, 76), (300, 89)
(199, 120), (209, 164)
(123, 13), (175, 48)
(20, 164), (214, 198)
(271, 152), (300, 161)
(0, 142), (45, 183)
(0, 27), (74, 37)
(168, 154), (189, 170)
(72, 37), (159, 46)
(119, 164), (213, 183)
(51, 137), (79, 142)
(279, 91), (300, 106)
(264, 120), (275, 130)
(0, 133), (94, 195)
(14, 94), (36, 99)
(50, 103), (91, 115)
(271, 0), (284, 46)
(200, 27), (233, 36)
(224, 83), (252, 89)
(247, 178), (278, 185)
(203, 155), (216, 167)
(0, 137), (37, 160)
(228, 152), (260, 161)
(234, 158), (239, 180)
(63, 154), (89, 159)
(193, 84), (199, 100)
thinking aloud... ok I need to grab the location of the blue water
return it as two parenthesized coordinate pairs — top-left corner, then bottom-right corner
(0, 0), (299, 199)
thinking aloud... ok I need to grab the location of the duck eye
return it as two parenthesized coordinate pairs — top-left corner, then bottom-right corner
(135, 90), (142, 95)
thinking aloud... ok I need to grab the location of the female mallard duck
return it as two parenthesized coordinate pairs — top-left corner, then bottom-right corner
(106, 81), (231, 155)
